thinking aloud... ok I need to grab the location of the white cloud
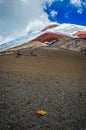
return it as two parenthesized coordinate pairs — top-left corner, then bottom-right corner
(50, 10), (58, 17)
(83, 1), (86, 6)
(64, 12), (69, 18)
(24, 13), (51, 33)
(0, 0), (54, 44)
(70, 0), (82, 7)
(77, 8), (83, 14)
(0, 0), (3, 3)
(70, 0), (84, 14)
(0, 36), (3, 41)
(60, 0), (64, 1)
(0, 36), (13, 45)
(20, 0), (29, 5)
(20, 0), (28, 2)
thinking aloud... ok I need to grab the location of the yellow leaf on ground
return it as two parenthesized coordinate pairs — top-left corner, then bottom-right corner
(37, 110), (47, 116)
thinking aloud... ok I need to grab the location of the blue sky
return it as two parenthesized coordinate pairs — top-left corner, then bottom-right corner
(0, 0), (86, 44)
(44, 0), (86, 25)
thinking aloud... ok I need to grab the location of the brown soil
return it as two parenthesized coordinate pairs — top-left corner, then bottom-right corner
(0, 41), (44, 52)
(0, 48), (86, 130)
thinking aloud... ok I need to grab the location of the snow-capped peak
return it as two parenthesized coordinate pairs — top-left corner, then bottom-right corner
(44, 23), (86, 36)
(0, 23), (86, 51)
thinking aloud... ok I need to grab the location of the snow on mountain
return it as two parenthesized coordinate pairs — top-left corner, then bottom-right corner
(44, 23), (86, 36)
(0, 31), (43, 51)
(0, 23), (86, 51)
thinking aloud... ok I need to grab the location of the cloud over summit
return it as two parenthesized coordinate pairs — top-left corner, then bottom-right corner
(0, 0), (53, 44)
(0, 0), (86, 45)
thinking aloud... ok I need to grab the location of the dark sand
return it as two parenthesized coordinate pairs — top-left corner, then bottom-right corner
(0, 48), (86, 130)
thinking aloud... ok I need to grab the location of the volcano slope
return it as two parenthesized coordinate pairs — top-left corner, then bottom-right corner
(0, 47), (86, 130)
(0, 31), (86, 54)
